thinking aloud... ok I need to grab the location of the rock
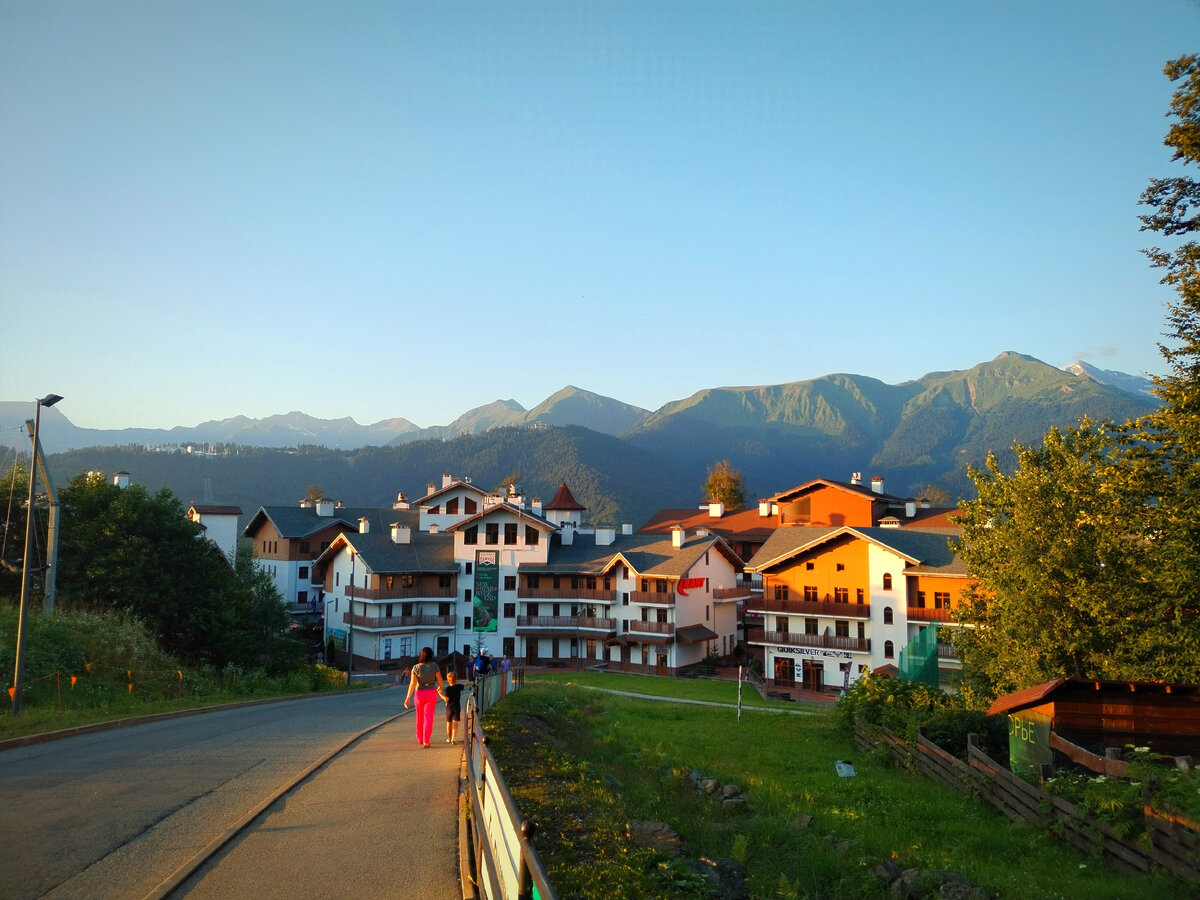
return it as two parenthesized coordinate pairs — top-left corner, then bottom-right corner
(701, 778), (721, 795)
(625, 820), (681, 856)
(721, 783), (742, 799)
(721, 797), (748, 812)
(871, 859), (903, 882)
(791, 813), (813, 830)
(682, 856), (749, 900)
(689, 769), (705, 785)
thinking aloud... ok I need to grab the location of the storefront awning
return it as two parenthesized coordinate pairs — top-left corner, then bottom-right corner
(675, 624), (719, 644)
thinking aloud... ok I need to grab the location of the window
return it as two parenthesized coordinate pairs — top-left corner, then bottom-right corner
(528, 574), (540, 589)
(464, 617), (472, 630)
(504, 575), (516, 591)
(438, 574), (451, 588)
(884, 640), (895, 659)
(804, 585), (818, 601)
(777, 616), (789, 634)
(504, 523), (518, 545)
(774, 584), (789, 601)
(446, 498), (459, 514)
(464, 589), (471, 603)
(485, 523), (499, 545)
(882, 573), (893, 590)
(655, 580), (670, 594)
(299, 566), (309, 580)
(297, 591), (307, 605)
(465, 562), (472, 575)
(804, 618), (818, 635)
(503, 637), (514, 657)
(503, 602), (516, 618)
(585, 576), (597, 590)
(464, 525), (478, 545)
(300, 541), (311, 554)
(836, 562), (845, 572)
(934, 591), (951, 610)
(883, 606), (894, 624)
(805, 561), (815, 571)
(834, 587), (849, 603)
(641, 578), (649, 592)
(835, 620), (849, 638)
(525, 526), (539, 545)
(464, 498), (477, 514)
(916, 590), (926, 608)
(553, 575), (561, 589)
(856, 588), (864, 604)
(856, 622), (865, 639)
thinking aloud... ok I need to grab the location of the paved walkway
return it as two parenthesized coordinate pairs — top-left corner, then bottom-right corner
(171, 712), (466, 900)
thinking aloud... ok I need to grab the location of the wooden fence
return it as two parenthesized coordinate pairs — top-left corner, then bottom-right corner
(853, 721), (1200, 881)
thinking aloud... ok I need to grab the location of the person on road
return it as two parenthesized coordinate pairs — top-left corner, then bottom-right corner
(404, 647), (444, 748)
(440, 671), (464, 744)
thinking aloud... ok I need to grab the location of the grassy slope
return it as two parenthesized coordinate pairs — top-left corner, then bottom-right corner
(485, 675), (1188, 900)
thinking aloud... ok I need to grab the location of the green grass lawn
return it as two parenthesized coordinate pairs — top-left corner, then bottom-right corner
(486, 679), (1192, 900)
(528, 668), (819, 710)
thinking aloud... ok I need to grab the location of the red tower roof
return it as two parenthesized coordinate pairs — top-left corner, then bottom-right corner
(545, 482), (586, 511)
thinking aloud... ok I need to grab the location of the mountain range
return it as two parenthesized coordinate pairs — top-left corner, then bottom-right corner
(3, 353), (1160, 526)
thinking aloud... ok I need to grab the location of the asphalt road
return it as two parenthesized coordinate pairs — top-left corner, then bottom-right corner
(0, 687), (463, 900)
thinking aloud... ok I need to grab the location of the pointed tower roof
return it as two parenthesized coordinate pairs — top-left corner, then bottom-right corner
(545, 482), (586, 512)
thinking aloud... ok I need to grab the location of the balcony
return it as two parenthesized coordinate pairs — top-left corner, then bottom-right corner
(517, 587), (616, 603)
(516, 615), (617, 634)
(757, 630), (871, 653)
(349, 585), (456, 601)
(937, 642), (960, 661)
(346, 613), (455, 630)
(626, 620), (675, 636)
(628, 590), (675, 606)
(907, 606), (952, 622)
(712, 586), (752, 601)
(750, 596), (871, 618)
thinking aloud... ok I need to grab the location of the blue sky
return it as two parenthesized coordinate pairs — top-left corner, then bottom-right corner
(2, 1), (1198, 430)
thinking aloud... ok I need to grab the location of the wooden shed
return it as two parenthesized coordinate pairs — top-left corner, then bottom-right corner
(988, 678), (1200, 764)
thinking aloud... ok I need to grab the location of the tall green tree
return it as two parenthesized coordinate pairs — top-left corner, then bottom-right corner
(54, 473), (296, 669)
(953, 56), (1200, 696)
(702, 459), (747, 508)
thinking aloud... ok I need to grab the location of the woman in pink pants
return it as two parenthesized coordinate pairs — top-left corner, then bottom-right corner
(404, 646), (444, 747)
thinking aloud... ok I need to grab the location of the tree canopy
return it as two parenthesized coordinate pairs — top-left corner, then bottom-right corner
(702, 459), (747, 508)
(52, 472), (298, 670)
(952, 57), (1200, 696)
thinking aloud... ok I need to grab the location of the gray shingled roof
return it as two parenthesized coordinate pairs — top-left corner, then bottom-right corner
(747, 526), (963, 575)
(518, 533), (729, 578)
(325, 529), (458, 574)
(243, 505), (419, 540)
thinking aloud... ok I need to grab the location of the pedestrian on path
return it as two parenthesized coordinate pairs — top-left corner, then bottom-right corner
(440, 671), (464, 744)
(404, 647), (444, 748)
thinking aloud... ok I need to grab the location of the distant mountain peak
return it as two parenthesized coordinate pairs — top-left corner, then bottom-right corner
(1062, 360), (1157, 398)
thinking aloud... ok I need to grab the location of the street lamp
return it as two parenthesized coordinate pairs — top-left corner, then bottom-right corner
(12, 393), (62, 716)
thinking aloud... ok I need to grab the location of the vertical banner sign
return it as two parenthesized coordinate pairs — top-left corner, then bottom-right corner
(474, 550), (499, 632)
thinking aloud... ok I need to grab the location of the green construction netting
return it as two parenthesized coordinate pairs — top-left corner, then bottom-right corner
(898, 623), (940, 686)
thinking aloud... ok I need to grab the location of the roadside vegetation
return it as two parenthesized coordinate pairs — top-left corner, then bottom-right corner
(486, 677), (1191, 900)
(0, 605), (349, 741)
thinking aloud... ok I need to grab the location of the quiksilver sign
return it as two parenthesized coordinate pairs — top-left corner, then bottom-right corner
(677, 577), (706, 596)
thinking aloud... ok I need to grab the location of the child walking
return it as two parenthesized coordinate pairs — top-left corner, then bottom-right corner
(440, 671), (465, 744)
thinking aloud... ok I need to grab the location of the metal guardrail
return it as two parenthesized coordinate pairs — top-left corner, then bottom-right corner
(463, 668), (558, 900)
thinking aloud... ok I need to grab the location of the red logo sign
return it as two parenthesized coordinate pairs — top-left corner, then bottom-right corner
(677, 577), (706, 596)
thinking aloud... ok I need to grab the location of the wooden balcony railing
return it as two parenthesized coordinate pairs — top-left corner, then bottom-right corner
(350, 585), (456, 601)
(516, 588), (616, 602)
(758, 630), (871, 653)
(626, 620), (675, 636)
(907, 606), (952, 622)
(627, 590), (675, 606)
(516, 615), (617, 633)
(750, 596), (871, 618)
(712, 586), (752, 600)
(346, 613), (455, 629)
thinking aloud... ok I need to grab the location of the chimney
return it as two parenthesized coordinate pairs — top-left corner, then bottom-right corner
(671, 525), (685, 549)
(442, 472), (453, 488)
(393, 492), (410, 510)
(391, 523), (411, 544)
(300, 498), (314, 509)
(531, 497), (543, 516)
(759, 500), (771, 517)
(426, 482), (436, 496)
(871, 476), (884, 494)
(708, 502), (724, 518)
(905, 500), (916, 518)
(596, 526), (615, 546)
(429, 524), (439, 534)
(359, 517), (370, 534)
(622, 523), (633, 535)
(316, 499), (334, 517)
(561, 521), (575, 546)
(850, 472), (862, 486)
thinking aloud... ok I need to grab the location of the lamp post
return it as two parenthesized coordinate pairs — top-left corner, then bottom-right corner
(12, 393), (62, 716)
